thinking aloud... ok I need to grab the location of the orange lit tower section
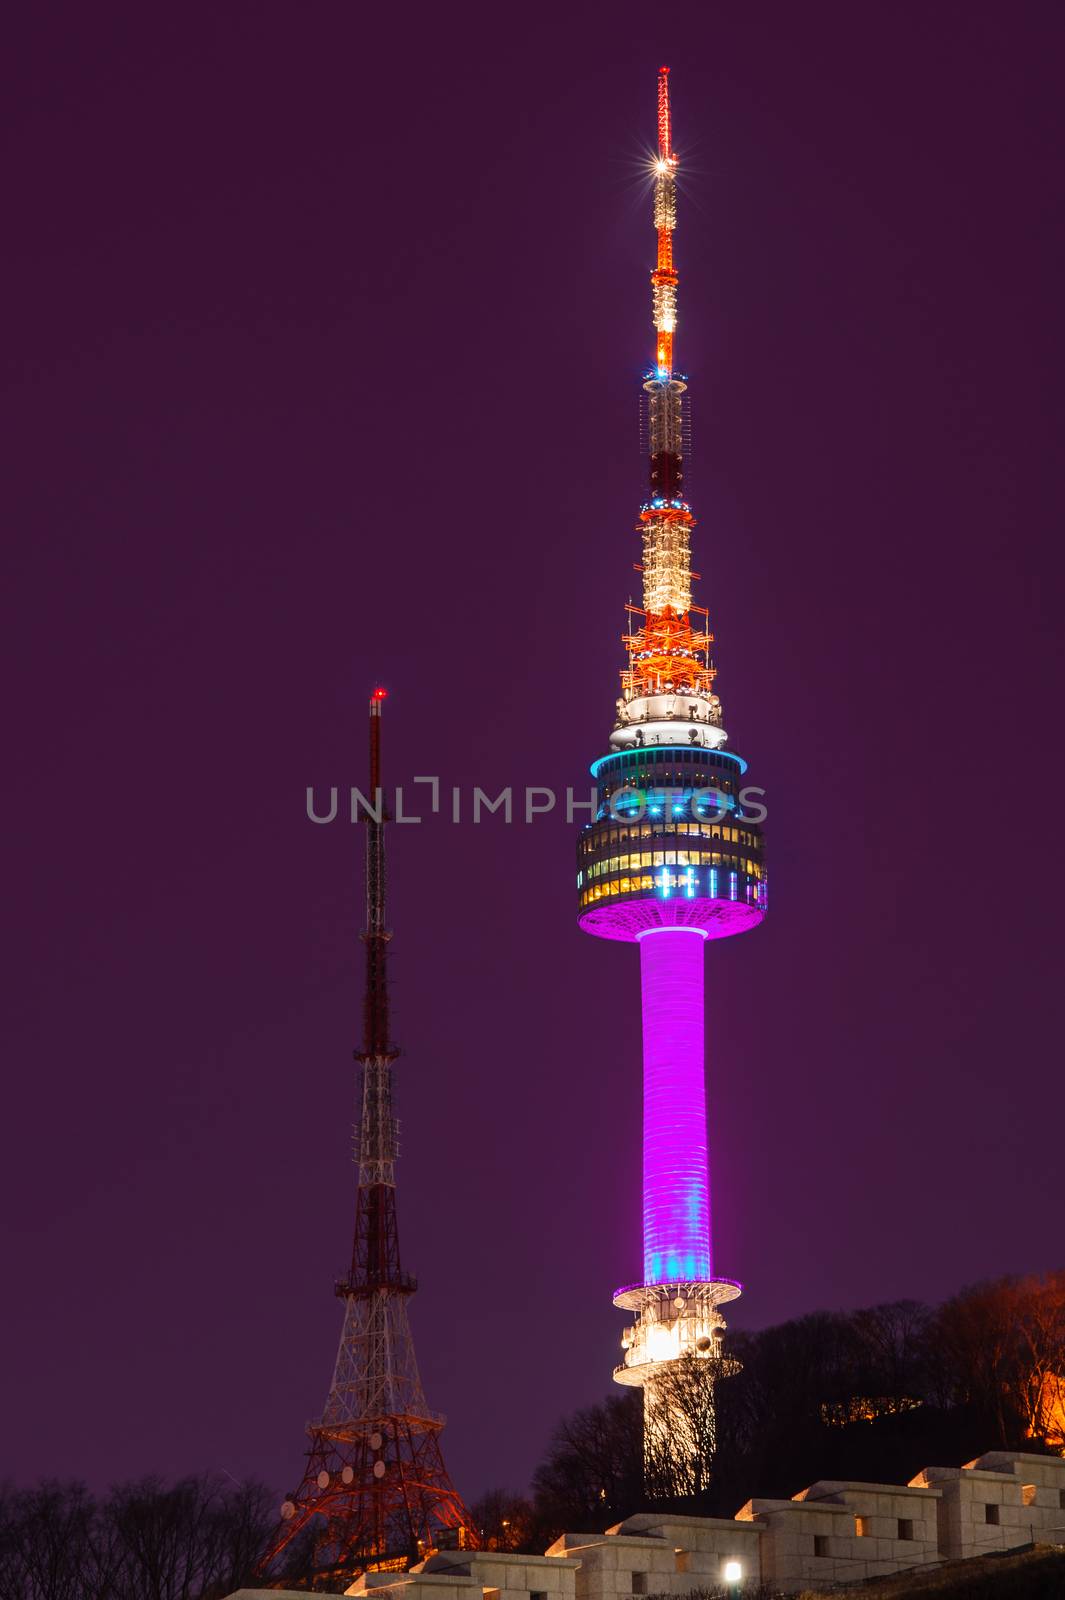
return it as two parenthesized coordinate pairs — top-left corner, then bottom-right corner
(576, 69), (767, 1485)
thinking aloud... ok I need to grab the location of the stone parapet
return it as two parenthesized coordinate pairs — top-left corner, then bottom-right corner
(226, 1443), (1065, 1600)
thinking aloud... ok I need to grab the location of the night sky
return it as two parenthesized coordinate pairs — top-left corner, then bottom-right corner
(3, 3), (1064, 1507)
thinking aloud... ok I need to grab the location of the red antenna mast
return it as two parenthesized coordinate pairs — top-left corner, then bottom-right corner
(260, 690), (473, 1585)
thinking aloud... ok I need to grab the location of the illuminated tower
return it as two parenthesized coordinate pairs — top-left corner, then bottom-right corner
(261, 691), (473, 1586)
(576, 68), (766, 1480)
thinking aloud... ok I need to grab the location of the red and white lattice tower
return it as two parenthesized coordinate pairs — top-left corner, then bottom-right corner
(260, 690), (473, 1587)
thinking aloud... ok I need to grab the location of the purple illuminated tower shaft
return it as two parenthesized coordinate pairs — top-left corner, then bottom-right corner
(639, 928), (711, 1286)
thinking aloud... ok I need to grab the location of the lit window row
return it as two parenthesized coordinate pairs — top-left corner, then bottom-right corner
(581, 820), (760, 854)
(579, 868), (769, 909)
(582, 849), (764, 881)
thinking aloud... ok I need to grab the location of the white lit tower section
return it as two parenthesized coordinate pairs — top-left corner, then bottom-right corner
(575, 67), (767, 1477)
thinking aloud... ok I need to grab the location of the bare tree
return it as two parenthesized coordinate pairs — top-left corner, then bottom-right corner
(848, 1300), (933, 1410)
(933, 1275), (1065, 1448)
(532, 1391), (644, 1533)
(645, 1356), (723, 1501)
(0, 1477), (272, 1600)
(1002, 1273), (1065, 1449)
(468, 1488), (536, 1552)
(106, 1475), (273, 1600)
(0, 1481), (123, 1600)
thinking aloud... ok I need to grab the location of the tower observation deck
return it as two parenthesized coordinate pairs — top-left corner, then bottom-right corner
(576, 68), (766, 1480)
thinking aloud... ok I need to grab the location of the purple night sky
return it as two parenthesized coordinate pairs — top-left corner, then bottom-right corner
(2, 3), (1064, 1506)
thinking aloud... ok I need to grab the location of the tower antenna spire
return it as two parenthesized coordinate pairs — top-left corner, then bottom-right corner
(657, 63), (672, 159)
(261, 689), (473, 1585)
(651, 64), (678, 376)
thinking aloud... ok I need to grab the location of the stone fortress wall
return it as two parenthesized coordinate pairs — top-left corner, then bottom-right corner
(228, 1448), (1065, 1598)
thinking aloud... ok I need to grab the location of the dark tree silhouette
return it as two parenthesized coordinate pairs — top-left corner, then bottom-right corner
(0, 1475), (273, 1600)
(532, 1391), (644, 1533)
(468, 1488), (536, 1551)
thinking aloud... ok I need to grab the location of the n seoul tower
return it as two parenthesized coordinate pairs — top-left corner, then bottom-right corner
(576, 68), (766, 1474)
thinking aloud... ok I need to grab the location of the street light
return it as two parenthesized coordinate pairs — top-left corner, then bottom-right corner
(722, 1559), (742, 1592)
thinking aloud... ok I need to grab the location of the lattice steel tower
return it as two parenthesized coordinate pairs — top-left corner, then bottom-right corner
(262, 690), (472, 1585)
(576, 68), (767, 1480)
